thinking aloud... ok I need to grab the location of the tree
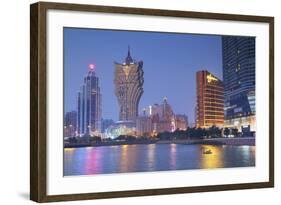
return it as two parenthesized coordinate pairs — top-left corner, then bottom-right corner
(68, 137), (77, 144)
(224, 128), (230, 137)
(90, 136), (101, 143)
(207, 126), (222, 138)
(232, 128), (239, 137)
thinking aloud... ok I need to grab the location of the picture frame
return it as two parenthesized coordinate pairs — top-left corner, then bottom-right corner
(30, 1), (274, 202)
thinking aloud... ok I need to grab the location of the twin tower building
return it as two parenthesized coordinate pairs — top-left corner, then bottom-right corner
(76, 47), (144, 136)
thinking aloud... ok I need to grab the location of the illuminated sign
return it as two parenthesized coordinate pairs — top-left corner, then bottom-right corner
(207, 74), (218, 83)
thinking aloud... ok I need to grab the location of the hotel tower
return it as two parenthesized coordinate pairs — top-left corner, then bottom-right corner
(196, 70), (224, 128)
(114, 47), (144, 122)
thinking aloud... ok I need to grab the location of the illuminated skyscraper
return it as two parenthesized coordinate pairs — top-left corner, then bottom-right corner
(196, 70), (224, 128)
(114, 47), (144, 122)
(222, 36), (256, 132)
(77, 64), (102, 136)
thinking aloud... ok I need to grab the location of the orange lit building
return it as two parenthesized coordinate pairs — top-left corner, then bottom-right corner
(196, 70), (224, 128)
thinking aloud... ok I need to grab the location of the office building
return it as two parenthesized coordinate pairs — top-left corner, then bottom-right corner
(175, 114), (188, 130)
(77, 64), (102, 136)
(222, 36), (256, 132)
(64, 111), (77, 137)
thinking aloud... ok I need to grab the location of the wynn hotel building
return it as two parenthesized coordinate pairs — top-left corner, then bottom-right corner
(196, 70), (224, 128)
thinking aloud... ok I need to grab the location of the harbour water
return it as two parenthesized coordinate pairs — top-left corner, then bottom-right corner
(64, 144), (255, 176)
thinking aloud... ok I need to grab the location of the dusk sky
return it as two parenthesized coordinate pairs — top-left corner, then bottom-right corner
(64, 28), (223, 124)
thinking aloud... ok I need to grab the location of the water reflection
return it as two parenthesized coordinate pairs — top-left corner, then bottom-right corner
(64, 144), (255, 176)
(147, 144), (156, 171)
(169, 144), (177, 169)
(84, 147), (103, 175)
(119, 145), (138, 172)
(200, 145), (223, 169)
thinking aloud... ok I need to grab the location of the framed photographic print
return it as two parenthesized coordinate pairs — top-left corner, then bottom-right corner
(30, 1), (274, 202)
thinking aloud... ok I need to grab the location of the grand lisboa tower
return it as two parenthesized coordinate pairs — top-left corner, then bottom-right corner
(114, 47), (144, 122)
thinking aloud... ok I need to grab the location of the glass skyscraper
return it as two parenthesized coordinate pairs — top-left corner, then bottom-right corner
(222, 36), (256, 132)
(77, 64), (102, 136)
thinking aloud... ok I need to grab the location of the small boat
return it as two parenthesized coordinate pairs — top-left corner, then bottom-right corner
(203, 149), (212, 154)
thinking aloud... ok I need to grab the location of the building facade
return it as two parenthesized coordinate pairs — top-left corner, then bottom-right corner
(101, 119), (115, 133)
(77, 64), (102, 136)
(222, 36), (256, 132)
(136, 114), (153, 137)
(64, 111), (77, 137)
(196, 70), (224, 128)
(114, 47), (144, 122)
(175, 114), (188, 130)
(136, 97), (177, 136)
(104, 121), (136, 139)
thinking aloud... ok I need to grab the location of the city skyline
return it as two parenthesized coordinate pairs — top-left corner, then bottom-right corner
(64, 28), (223, 123)
(63, 28), (256, 176)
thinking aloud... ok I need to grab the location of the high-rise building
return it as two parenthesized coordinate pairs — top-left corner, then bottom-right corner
(136, 98), (189, 136)
(196, 70), (224, 128)
(222, 36), (256, 132)
(175, 114), (188, 130)
(64, 111), (77, 137)
(136, 111), (153, 137)
(138, 97), (176, 134)
(77, 64), (102, 136)
(114, 47), (144, 122)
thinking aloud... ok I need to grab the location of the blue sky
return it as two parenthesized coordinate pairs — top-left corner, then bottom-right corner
(64, 28), (223, 124)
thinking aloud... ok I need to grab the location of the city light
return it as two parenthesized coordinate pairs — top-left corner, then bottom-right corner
(62, 30), (257, 177)
(88, 63), (95, 70)
(206, 74), (218, 83)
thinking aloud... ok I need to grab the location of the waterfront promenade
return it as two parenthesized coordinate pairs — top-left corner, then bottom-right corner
(64, 137), (255, 148)
(157, 137), (255, 146)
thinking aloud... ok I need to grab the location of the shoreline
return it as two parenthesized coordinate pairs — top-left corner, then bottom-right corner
(64, 137), (255, 148)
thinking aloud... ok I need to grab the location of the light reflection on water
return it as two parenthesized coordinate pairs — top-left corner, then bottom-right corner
(147, 144), (156, 171)
(170, 144), (177, 169)
(64, 144), (255, 176)
(200, 145), (223, 169)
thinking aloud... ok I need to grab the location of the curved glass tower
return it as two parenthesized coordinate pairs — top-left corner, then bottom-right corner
(222, 36), (256, 132)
